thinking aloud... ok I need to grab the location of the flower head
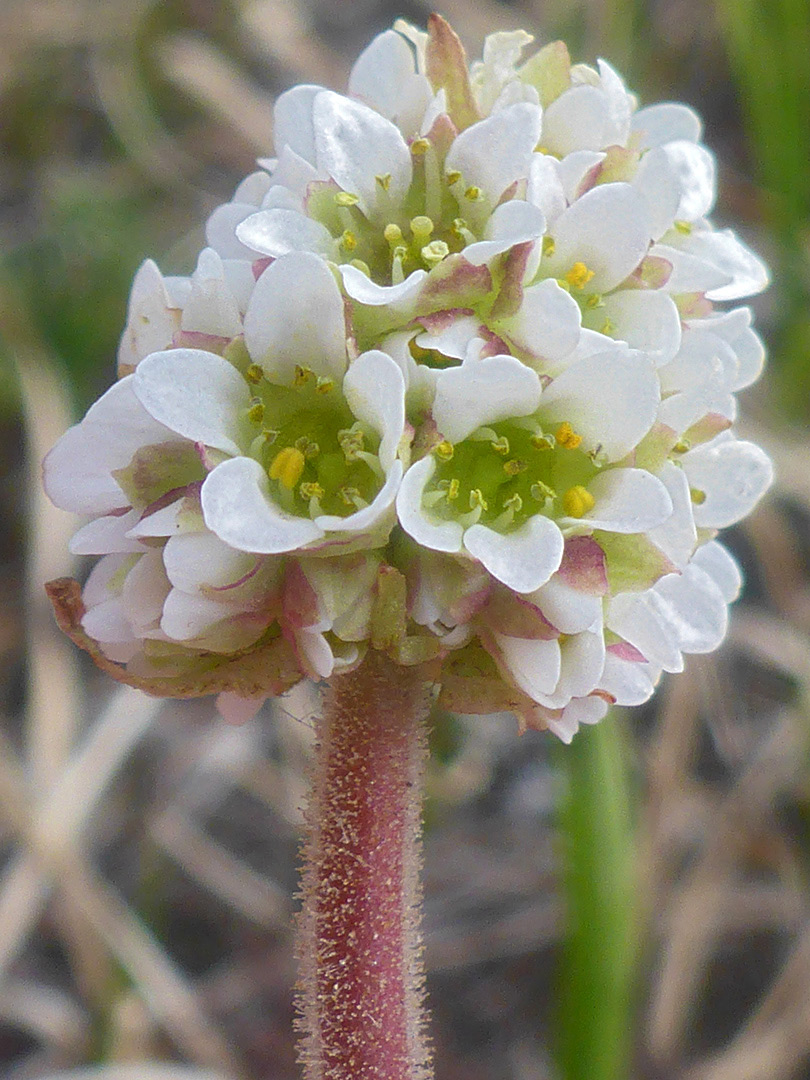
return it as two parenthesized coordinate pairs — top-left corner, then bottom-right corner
(45, 15), (772, 739)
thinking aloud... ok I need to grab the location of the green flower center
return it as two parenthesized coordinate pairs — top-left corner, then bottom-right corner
(424, 419), (601, 531)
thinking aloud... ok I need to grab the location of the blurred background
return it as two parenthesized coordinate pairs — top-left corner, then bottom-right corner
(1, 1), (809, 1078)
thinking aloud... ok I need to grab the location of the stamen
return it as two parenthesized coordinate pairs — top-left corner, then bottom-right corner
(315, 377), (334, 394)
(531, 480), (557, 502)
(503, 458), (527, 476)
(249, 428), (278, 457)
(447, 477), (460, 501)
(563, 485), (595, 517)
(674, 220), (692, 235)
(384, 223), (404, 249)
(338, 426), (365, 460)
(445, 170), (462, 186)
(491, 492), (523, 531)
(690, 487), (707, 505)
(355, 450), (384, 478)
(245, 363), (264, 384)
(469, 489), (488, 511)
(300, 481), (325, 500)
(673, 438), (691, 454)
(565, 262), (596, 290)
(410, 138), (430, 156)
(434, 440), (454, 462)
(531, 432), (555, 450)
(556, 422), (583, 450)
(464, 186), (483, 202)
(410, 216), (434, 243)
(247, 398), (265, 424)
(295, 436), (320, 460)
(294, 365), (313, 386)
(334, 191), (360, 207)
(423, 489), (448, 508)
(270, 446), (306, 490)
(376, 173), (392, 191)
(349, 259), (371, 276)
(585, 293), (604, 308)
(600, 317), (615, 335)
(391, 246), (407, 285)
(468, 427), (497, 442)
(452, 218), (477, 246)
(340, 230), (357, 252)
(503, 492), (523, 513)
(421, 240), (449, 267)
(490, 435), (510, 455)
(542, 236), (556, 257)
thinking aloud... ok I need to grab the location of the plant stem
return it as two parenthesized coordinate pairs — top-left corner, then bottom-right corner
(295, 651), (432, 1080)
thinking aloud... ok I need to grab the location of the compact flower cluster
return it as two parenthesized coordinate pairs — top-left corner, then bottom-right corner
(45, 17), (773, 740)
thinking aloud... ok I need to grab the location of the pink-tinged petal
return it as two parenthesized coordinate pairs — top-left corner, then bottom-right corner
(463, 200), (545, 266)
(293, 627), (335, 679)
(546, 696), (609, 743)
(444, 102), (543, 204)
(692, 540), (742, 603)
(631, 146), (681, 239)
(647, 461), (697, 570)
(464, 515), (564, 593)
(69, 509), (143, 555)
(529, 576), (602, 633)
(217, 692), (267, 724)
(244, 251), (347, 382)
(496, 277), (581, 365)
(631, 103), (702, 148)
(121, 549), (170, 635)
(273, 84), (323, 164)
(681, 436), (773, 528)
(236, 208), (336, 259)
(416, 313), (480, 359)
(572, 469), (673, 533)
(558, 535), (609, 593)
(432, 354), (542, 443)
(539, 349), (659, 460)
(313, 91), (412, 218)
(117, 259), (180, 371)
(662, 141), (716, 220)
(599, 652), (657, 706)
(343, 350), (405, 469)
(544, 183), (652, 293)
(556, 149), (605, 201)
(205, 202), (263, 260)
(43, 377), (179, 515)
(649, 243), (732, 293)
(484, 589), (559, 640)
(541, 85), (613, 155)
(128, 497), (189, 539)
(396, 456), (464, 553)
(339, 264), (427, 308)
(201, 456), (323, 553)
(598, 290), (681, 366)
(419, 254), (493, 308)
(82, 598), (137, 648)
(606, 590), (684, 672)
(495, 633), (562, 699)
(607, 641), (647, 662)
(314, 461), (402, 535)
(133, 349), (249, 455)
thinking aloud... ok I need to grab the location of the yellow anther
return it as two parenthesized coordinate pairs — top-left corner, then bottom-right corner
(262, 428), (279, 445)
(376, 173), (392, 191)
(503, 492), (523, 513)
(690, 487), (707, 505)
(531, 432), (555, 450)
(490, 435), (510, 455)
(410, 215), (434, 240)
(294, 364), (313, 386)
(335, 191), (360, 207)
(469, 488), (488, 511)
(542, 235), (556, 257)
(269, 446), (306, 490)
(247, 398), (265, 424)
(435, 440), (455, 461)
(585, 293), (604, 308)
(556, 422), (583, 450)
(563, 485), (595, 518)
(531, 480), (557, 502)
(674, 219), (692, 235)
(340, 230), (357, 252)
(535, 145), (552, 155)
(339, 486), (361, 506)
(503, 458), (527, 476)
(245, 363), (264, 384)
(447, 477), (460, 501)
(338, 427), (365, 460)
(464, 186), (483, 201)
(410, 137), (430, 156)
(384, 223), (404, 247)
(421, 240), (450, 267)
(673, 437), (691, 454)
(600, 316), (615, 336)
(565, 262), (596, 290)
(295, 435), (320, 460)
(445, 169), (462, 185)
(300, 481), (325, 500)
(315, 376), (334, 394)
(349, 259), (371, 276)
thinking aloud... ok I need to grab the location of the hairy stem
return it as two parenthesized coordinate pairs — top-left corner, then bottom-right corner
(295, 652), (433, 1080)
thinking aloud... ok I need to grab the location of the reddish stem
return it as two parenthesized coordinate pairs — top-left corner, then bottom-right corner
(295, 652), (432, 1080)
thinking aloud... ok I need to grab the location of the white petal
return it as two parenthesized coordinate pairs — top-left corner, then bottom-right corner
(133, 349), (249, 455)
(631, 103), (702, 148)
(117, 259), (179, 370)
(181, 248), (242, 338)
(599, 289), (682, 366)
(464, 515), (564, 593)
(43, 377), (179, 515)
(496, 278), (582, 365)
(70, 510), (143, 555)
(205, 202), (262, 260)
(527, 153), (566, 225)
(416, 314), (481, 360)
(495, 633), (562, 699)
(571, 469), (673, 533)
(529, 576), (602, 634)
(544, 183), (652, 292)
(649, 242), (733, 293)
(343, 350), (405, 470)
(556, 150), (605, 202)
(542, 85), (614, 155)
(631, 146), (681, 239)
(663, 141), (716, 220)
(396, 456), (464, 553)
(546, 696), (609, 742)
(539, 349), (659, 460)
(267, 145), (319, 197)
(339, 264), (427, 308)
(348, 29), (419, 118)
(647, 461), (697, 570)
(162, 530), (255, 593)
(273, 84), (323, 164)
(313, 91), (412, 218)
(314, 460), (402, 535)
(201, 456), (323, 553)
(121, 548), (170, 635)
(128, 498), (189, 539)
(596, 59), (632, 144)
(463, 200), (545, 266)
(236, 208), (336, 258)
(692, 540), (742, 602)
(82, 598), (137, 647)
(432, 354), (542, 443)
(606, 591), (684, 672)
(244, 251), (347, 382)
(599, 652), (657, 705)
(650, 563), (728, 654)
(233, 170), (272, 205)
(553, 628), (606, 701)
(444, 102), (543, 204)
(161, 589), (232, 641)
(686, 230), (770, 301)
(681, 437), (773, 527)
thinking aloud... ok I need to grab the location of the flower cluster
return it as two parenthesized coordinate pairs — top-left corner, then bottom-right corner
(45, 16), (772, 740)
